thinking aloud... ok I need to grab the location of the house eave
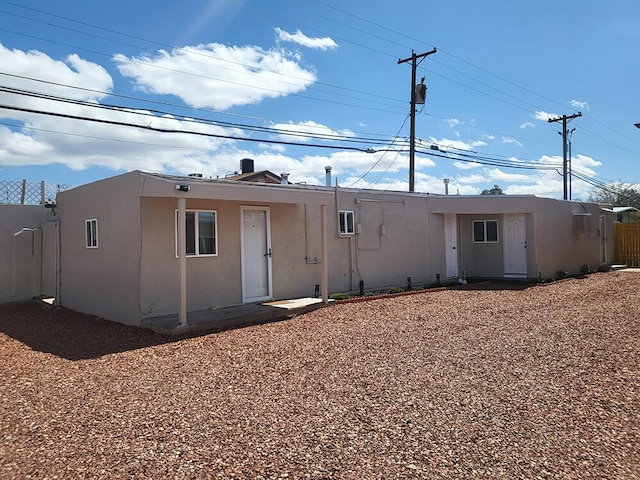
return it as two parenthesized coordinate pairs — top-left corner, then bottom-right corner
(139, 172), (333, 206)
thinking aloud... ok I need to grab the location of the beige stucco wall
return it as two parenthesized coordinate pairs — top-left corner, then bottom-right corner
(533, 198), (610, 279)
(57, 172), (142, 325)
(334, 190), (434, 293)
(0, 205), (49, 303)
(52, 171), (614, 325)
(137, 189), (440, 318)
(41, 219), (59, 298)
(428, 195), (612, 280)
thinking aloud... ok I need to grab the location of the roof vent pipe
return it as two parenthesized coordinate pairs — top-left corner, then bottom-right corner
(325, 166), (332, 186)
(444, 178), (450, 195)
(280, 173), (289, 185)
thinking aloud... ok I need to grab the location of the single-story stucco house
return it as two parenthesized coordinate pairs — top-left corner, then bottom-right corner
(1, 169), (615, 328)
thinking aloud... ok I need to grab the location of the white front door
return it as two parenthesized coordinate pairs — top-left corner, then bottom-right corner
(599, 214), (607, 264)
(444, 214), (459, 278)
(241, 207), (272, 303)
(504, 214), (527, 276)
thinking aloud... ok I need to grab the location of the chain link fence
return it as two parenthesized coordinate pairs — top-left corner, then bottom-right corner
(0, 180), (73, 205)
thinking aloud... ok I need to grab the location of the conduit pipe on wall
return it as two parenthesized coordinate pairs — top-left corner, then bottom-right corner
(304, 204), (320, 264)
(177, 197), (187, 327)
(320, 204), (328, 304)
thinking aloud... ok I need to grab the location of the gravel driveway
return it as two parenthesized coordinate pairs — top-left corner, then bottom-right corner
(1, 271), (639, 479)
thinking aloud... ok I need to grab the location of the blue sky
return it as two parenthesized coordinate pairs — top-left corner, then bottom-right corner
(0, 0), (638, 199)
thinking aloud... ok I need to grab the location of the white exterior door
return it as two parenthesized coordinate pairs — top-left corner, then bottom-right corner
(504, 214), (527, 276)
(241, 207), (273, 303)
(444, 214), (459, 278)
(599, 214), (607, 264)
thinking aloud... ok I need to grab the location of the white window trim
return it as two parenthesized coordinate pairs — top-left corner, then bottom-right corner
(85, 218), (98, 249)
(472, 219), (499, 244)
(175, 209), (218, 257)
(339, 210), (355, 235)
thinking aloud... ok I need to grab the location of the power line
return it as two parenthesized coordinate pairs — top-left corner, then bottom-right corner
(0, 71), (398, 143)
(309, 0), (637, 163)
(0, 4), (409, 112)
(0, 84), (399, 146)
(0, 103), (376, 152)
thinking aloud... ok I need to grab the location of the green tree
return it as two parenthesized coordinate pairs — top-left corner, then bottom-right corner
(589, 183), (640, 209)
(481, 184), (504, 195)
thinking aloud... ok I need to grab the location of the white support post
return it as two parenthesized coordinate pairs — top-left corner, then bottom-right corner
(177, 197), (187, 327)
(321, 204), (328, 304)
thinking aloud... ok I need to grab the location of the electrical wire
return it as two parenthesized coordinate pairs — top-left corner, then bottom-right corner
(344, 115), (410, 187)
(0, 103), (375, 152)
(2, 0), (636, 185)
(0, 4), (409, 112)
(0, 84), (400, 146)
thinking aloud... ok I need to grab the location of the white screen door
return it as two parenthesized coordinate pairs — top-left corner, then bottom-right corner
(504, 214), (527, 276)
(241, 207), (272, 302)
(444, 214), (458, 278)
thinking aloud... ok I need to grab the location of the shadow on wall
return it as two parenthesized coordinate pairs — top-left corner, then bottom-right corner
(0, 303), (178, 361)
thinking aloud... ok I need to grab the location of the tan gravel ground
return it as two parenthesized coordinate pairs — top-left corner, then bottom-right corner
(1, 271), (639, 479)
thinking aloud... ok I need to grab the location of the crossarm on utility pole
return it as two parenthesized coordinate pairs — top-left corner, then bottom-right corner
(398, 48), (437, 192)
(548, 112), (582, 200)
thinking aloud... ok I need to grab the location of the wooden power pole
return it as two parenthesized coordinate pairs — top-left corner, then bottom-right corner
(548, 112), (582, 200)
(398, 48), (436, 192)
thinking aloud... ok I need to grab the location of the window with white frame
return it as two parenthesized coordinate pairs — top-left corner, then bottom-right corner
(85, 218), (98, 248)
(339, 210), (355, 235)
(472, 220), (499, 243)
(175, 210), (218, 256)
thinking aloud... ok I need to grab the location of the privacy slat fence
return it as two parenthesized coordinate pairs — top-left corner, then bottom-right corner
(614, 222), (640, 267)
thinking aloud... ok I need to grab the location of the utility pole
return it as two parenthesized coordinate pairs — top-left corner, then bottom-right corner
(398, 48), (436, 192)
(548, 112), (581, 200)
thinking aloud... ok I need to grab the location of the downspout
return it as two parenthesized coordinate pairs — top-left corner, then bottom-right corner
(425, 195), (432, 284)
(321, 204), (328, 304)
(56, 217), (62, 305)
(178, 197), (187, 327)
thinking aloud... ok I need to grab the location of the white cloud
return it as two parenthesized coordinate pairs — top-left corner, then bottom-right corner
(484, 168), (533, 183)
(275, 28), (338, 50)
(113, 43), (316, 110)
(482, 134), (495, 140)
(453, 161), (481, 170)
(428, 137), (487, 151)
(456, 173), (488, 184)
(520, 121), (535, 129)
(571, 153), (601, 176)
(501, 136), (523, 147)
(444, 118), (460, 128)
(534, 111), (557, 121)
(0, 44), (112, 109)
(569, 99), (589, 110)
(270, 120), (354, 143)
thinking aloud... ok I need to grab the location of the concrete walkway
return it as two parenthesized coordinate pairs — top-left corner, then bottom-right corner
(141, 298), (331, 335)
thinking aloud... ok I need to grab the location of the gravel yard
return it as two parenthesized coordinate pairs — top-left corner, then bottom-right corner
(1, 271), (639, 479)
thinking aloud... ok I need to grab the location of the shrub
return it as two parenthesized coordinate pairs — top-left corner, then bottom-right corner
(329, 293), (350, 300)
(555, 270), (568, 280)
(387, 287), (403, 294)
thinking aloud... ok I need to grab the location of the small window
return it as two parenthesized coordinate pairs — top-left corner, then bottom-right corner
(176, 210), (217, 257)
(473, 220), (499, 243)
(85, 218), (98, 248)
(339, 210), (355, 235)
